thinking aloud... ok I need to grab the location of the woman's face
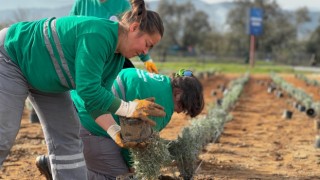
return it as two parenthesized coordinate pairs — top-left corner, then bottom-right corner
(120, 23), (161, 58)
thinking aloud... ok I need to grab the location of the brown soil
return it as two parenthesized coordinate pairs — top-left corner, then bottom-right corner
(1, 74), (320, 180)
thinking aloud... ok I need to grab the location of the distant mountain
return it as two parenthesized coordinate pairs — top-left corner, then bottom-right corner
(299, 11), (320, 39)
(0, 0), (319, 39)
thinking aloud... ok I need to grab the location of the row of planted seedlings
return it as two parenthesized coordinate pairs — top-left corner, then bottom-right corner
(294, 73), (320, 148)
(194, 69), (217, 80)
(270, 73), (320, 148)
(295, 73), (320, 87)
(129, 72), (249, 180)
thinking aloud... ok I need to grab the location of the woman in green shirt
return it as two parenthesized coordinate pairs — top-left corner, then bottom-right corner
(28, 0), (159, 123)
(69, 0), (159, 73)
(0, 0), (165, 179)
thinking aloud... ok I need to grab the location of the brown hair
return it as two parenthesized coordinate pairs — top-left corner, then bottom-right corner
(120, 0), (164, 37)
(171, 76), (204, 117)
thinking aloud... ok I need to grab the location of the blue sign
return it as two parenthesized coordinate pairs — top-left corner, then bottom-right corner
(248, 8), (263, 36)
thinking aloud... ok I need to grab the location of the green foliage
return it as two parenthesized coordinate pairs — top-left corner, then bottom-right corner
(222, 73), (250, 111)
(271, 73), (313, 108)
(130, 72), (249, 179)
(130, 132), (172, 180)
(133, 57), (294, 74)
(226, 0), (305, 58)
(306, 26), (320, 65)
(169, 128), (198, 180)
(295, 73), (320, 86)
(156, 0), (211, 60)
(168, 73), (249, 179)
(182, 11), (211, 48)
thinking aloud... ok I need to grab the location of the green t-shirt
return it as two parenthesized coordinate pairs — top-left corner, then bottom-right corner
(71, 68), (174, 137)
(4, 16), (124, 119)
(71, 68), (174, 167)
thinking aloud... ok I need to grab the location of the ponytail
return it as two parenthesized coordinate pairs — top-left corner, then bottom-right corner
(121, 0), (164, 37)
(130, 0), (147, 23)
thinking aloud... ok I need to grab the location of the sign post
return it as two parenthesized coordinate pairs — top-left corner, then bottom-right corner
(248, 8), (263, 68)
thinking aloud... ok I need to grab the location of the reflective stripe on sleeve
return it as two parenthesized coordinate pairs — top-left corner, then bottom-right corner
(111, 85), (120, 99)
(50, 20), (75, 89)
(115, 76), (126, 101)
(43, 18), (69, 88)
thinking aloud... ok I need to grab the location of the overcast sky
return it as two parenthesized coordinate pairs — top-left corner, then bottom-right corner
(202, 0), (320, 11)
(0, 0), (320, 11)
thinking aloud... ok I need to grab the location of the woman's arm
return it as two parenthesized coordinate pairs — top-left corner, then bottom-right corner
(95, 114), (118, 132)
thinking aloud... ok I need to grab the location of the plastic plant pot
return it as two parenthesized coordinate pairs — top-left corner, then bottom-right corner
(267, 86), (275, 93)
(216, 99), (222, 106)
(298, 105), (306, 112)
(295, 103), (302, 110)
(282, 110), (293, 119)
(275, 91), (283, 98)
(211, 90), (217, 96)
(306, 108), (316, 118)
(314, 135), (320, 148)
(120, 117), (153, 143)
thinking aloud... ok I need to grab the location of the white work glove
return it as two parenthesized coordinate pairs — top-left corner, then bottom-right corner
(107, 124), (142, 148)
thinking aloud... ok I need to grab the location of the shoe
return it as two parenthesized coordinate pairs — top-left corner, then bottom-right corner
(36, 155), (52, 180)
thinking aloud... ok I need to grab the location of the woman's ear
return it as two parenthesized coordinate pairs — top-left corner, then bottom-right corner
(129, 22), (140, 32)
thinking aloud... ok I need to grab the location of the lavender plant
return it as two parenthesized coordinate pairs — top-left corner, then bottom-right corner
(131, 73), (249, 179)
(130, 132), (172, 179)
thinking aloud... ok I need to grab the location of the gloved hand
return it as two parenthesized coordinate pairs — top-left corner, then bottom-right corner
(107, 124), (149, 148)
(144, 59), (159, 74)
(131, 97), (165, 126)
(115, 97), (166, 126)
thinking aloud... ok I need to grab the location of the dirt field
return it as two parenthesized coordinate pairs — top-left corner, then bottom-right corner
(1, 73), (320, 180)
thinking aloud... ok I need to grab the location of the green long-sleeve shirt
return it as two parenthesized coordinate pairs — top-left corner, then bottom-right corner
(4, 16), (124, 119)
(69, 0), (151, 61)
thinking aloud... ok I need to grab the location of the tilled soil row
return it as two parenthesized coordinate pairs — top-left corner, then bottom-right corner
(194, 75), (320, 180)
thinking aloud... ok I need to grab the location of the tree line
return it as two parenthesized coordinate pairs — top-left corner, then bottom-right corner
(154, 0), (320, 65)
(1, 0), (320, 65)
